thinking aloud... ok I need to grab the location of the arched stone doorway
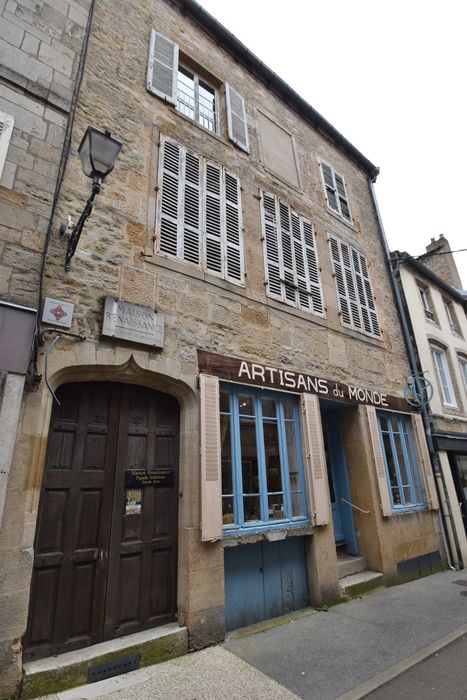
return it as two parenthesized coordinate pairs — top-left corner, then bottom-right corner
(23, 381), (180, 660)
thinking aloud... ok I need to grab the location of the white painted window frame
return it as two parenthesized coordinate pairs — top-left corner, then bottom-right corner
(432, 347), (458, 407)
(0, 111), (14, 179)
(444, 300), (459, 335)
(418, 285), (434, 321)
(459, 356), (467, 394)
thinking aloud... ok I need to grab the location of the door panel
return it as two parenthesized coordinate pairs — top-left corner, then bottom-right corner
(24, 382), (179, 660)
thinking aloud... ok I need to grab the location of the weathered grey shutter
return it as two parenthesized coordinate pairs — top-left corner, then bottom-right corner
(182, 149), (201, 265)
(293, 212), (310, 311)
(366, 406), (392, 516)
(340, 241), (362, 329)
(411, 413), (439, 510)
(281, 204), (296, 304)
(335, 172), (351, 220)
(200, 374), (223, 541)
(321, 162), (338, 211)
(0, 111), (14, 179)
(223, 171), (244, 284)
(359, 253), (381, 337)
(225, 83), (249, 153)
(147, 29), (178, 104)
(329, 236), (352, 326)
(303, 220), (324, 316)
(158, 139), (181, 257)
(352, 248), (372, 335)
(261, 192), (282, 299)
(204, 161), (223, 276)
(301, 393), (330, 526)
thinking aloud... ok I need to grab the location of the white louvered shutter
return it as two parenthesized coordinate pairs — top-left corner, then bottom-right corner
(321, 162), (338, 212)
(411, 413), (439, 510)
(329, 236), (352, 326)
(204, 162), (223, 276)
(359, 253), (380, 337)
(293, 211), (309, 310)
(182, 150), (201, 265)
(225, 83), (249, 153)
(281, 204), (296, 304)
(301, 394), (330, 526)
(158, 139), (181, 257)
(223, 171), (244, 284)
(0, 111), (14, 179)
(261, 192), (282, 299)
(334, 172), (351, 220)
(147, 30), (178, 104)
(303, 220), (324, 316)
(366, 406), (392, 517)
(340, 241), (362, 329)
(200, 374), (223, 541)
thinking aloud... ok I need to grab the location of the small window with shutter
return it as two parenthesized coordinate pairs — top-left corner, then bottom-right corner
(0, 111), (14, 181)
(319, 160), (352, 223)
(260, 191), (324, 317)
(329, 235), (381, 338)
(156, 136), (245, 285)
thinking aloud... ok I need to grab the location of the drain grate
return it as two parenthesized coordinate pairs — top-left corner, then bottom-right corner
(88, 653), (140, 683)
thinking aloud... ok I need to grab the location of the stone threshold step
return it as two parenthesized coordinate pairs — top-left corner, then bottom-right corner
(340, 570), (385, 598)
(337, 553), (367, 579)
(22, 622), (188, 699)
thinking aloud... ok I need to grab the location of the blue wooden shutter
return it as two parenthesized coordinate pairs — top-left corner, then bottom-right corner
(225, 83), (249, 153)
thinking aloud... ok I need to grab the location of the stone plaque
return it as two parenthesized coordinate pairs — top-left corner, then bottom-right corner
(42, 297), (74, 328)
(102, 298), (164, 348)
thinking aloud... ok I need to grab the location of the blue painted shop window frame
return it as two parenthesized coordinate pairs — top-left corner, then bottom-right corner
(220, 383), (309, 536)
(377, 411), (425, 513)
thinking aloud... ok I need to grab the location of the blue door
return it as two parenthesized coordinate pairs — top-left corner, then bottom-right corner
(322, 408), (358, 555)
(224, 538), (309, 631)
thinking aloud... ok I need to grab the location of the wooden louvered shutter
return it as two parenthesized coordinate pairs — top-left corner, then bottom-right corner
(303, 220), (324, 316)
(329, 236), (352, 326)
(182, 150), (201, 265)
(223, 171), (244, 284)
(281, 204), (296, 304)
(366, 407), (392, 517)
(321, 162), (338, 211)
(334, 172), (351, 220)
(204, 162), (223, 276)
(341, 241), (362, 329)
(0, 111), (14, 178)
(359, 253), (380, 337)
(225, 83), (249, 153)
(158, 139), (181, 257)
(411, 413), (439, 510)
(261, 192), (282, 299)
(301, 393), (330, 526)
(200, 374), (223, 541)
(147, 29), (178, 104)
(352, 248), (373, 335)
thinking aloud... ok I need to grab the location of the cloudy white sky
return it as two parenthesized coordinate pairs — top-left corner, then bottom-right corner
(197, 0), (467, 288)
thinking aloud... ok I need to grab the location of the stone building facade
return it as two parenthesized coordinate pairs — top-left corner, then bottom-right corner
(0, 0), (444, 695)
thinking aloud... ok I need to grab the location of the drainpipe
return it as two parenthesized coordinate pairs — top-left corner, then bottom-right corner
(368, 180), (459, 571)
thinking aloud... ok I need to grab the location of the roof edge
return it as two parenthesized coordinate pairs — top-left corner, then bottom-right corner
(391, 251), (467, 306)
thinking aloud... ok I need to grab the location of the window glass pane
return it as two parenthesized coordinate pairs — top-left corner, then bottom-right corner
(219, 391), (230, 413)
(177, 67), (195, 120)
(222, 496), (234, 522)
(383, 433), (398, 490)
(290, 491), (303, 517)
(243, 495), (261, 523)
(403, 486), (414, 505)
(283, 398), (294, 420)
(285, 421), (300, 490)
(261, 398), (277, 418)
(268, 495), (285, 520)
(379, 415), (388, 433)
(240, 419), (259, 495)
(198, 80), (216, 132)
(239, 394), (255, 416)
(263, 421), (282, 493)
(220, 416), (232, 495)
(394, 434), (409, 486)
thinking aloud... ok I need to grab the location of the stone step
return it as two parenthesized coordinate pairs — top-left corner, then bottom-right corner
(340, 570), (385, 599)
(337, 553), (367, 579)
(22, 623), (188, 699)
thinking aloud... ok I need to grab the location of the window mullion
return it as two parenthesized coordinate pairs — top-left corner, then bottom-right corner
(277, 401), (291, 520)
(294, 401), (308, 518)
(389, 418), (405, 507)
(399, 418), (416, 504)
(255, 396), (269, 523)
(193, 74), (200, 123)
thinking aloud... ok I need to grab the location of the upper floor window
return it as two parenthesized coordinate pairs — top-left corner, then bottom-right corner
(431, 347), (458, 407)
(260, 192), (324, 316)
(147, 30), (249, 151)
(0, 110), (14, 180)
(156, 137), (244, 285)
(319, 160), (352, 222)
(459, 356), (467, 394)
(377, 412), (424, 511)
(444, 300), (460, 335)
(329, 236), (381, 337)
(220, 385), (308, 533)
(418, 285), (435, 321)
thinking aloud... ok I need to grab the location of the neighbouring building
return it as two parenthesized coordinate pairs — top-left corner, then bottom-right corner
(391, 244), (467, 569)
(0, 0), (445, 696)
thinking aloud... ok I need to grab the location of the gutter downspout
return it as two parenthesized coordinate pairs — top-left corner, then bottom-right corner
(369, 180), (459, 571)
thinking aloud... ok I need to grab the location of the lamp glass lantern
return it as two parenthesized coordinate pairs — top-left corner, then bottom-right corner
(78, 126), (123, 186)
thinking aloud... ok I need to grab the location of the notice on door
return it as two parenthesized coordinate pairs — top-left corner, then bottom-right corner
(125, 488), (142, 516)
(125, 468), (174, 489)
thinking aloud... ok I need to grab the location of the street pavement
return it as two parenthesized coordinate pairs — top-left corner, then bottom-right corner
(37, 568), (467, 700)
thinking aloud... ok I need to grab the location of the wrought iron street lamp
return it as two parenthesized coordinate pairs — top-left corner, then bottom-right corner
(61, 126), (123, 271)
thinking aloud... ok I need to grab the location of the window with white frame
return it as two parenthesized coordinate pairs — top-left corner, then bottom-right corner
(0, 111), (14, 179)
(156, 137), (244, 284)
(459, 356), (467, 394)
(377, 412), (424, 510)
(319, 160), (352, 222)
(418, 285), (435, 321)
(147, 30), (249, 151)
(432, 347), (458, 407)
(260, 192), (324, 315)
(329, 235), (381, 337)
(444, 300), (460, 335)
(220, 385), (308, 533)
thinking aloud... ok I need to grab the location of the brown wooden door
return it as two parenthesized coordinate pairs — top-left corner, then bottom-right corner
(23, 382), (179, 660)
